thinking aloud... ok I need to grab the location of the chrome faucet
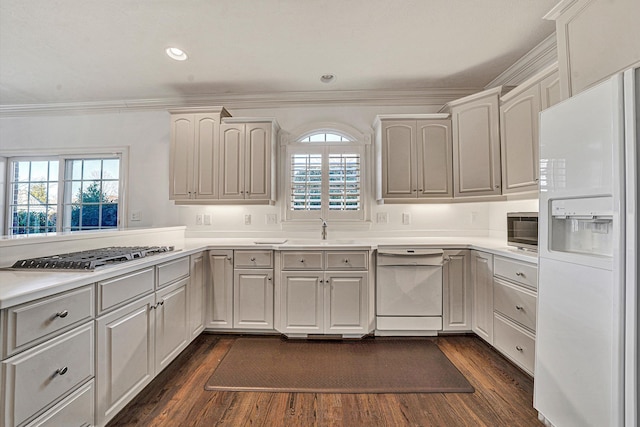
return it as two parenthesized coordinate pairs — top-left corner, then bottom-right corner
(320, 218), (328, 240)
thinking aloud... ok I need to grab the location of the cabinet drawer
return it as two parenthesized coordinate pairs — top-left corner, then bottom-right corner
(24, 379), (94, 427)
(234, 250), (273, 268)
(494, 277), (537, 331)
(97, 267), (154, 314)
(494, 256), (537, 289)
(493, 313), (535, 375)
(2, 322), (94, 427)
(281, 251), (323, 270)
(5, 286), (94, 358)
(157, 256), (190, 288)
(325, 251), (368, 270)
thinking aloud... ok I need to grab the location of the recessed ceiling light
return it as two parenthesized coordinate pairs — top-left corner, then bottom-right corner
(320, 74), (336, 83)
(166, 47), (188, 61)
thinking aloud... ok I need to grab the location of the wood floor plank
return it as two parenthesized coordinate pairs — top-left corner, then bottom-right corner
(107, 333), (541, 427)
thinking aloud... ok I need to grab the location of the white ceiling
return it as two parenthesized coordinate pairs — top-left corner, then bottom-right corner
(0, 0), (558, 108)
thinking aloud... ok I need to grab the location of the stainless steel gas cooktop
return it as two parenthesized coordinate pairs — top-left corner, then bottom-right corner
(10, 246), (175, 271)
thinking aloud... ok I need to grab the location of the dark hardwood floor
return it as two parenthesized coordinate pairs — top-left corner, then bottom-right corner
(107, 334), (541, 427)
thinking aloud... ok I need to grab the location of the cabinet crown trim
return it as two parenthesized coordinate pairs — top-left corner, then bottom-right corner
(500, 62), (559, 103)
(439, 86), (505, 112)
(167, 106), (231, 116)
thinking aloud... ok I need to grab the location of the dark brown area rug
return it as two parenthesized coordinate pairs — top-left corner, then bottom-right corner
(205, 337), (474, 393)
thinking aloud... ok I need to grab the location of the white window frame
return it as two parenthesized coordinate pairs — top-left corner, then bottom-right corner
(1, 147), (129, 236)
(281, 123), (371, 224)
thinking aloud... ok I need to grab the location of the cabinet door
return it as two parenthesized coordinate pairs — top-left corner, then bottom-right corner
(442, 250), (471, 331)
(189, 253), (205, 340)
(500, 84), (540, 194)
(452, 93), (502, 197)
(96, 294), (155, 427)
(471, 251), (494, 344)
(169, 114), (195, 200)
(324, 272), (368, 335)
(219, 123), (245, 200)
(206, 251), (234, 329)
(380, 120), (417, 199)
(155, 278), (189, 373)
(233, 269), (274, 329)
(194, 114), (220, 199)
(280, 272), (324, 334)
(244, 123), (272, 200)
(416, 119), (453, 198)
(539, 70), (561, 110)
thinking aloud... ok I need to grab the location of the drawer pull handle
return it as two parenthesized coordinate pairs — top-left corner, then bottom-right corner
(515, 272), (524, 277)
(55, 310), (69, 318)
(299, 259), (305, 263)
(250, 257), (256, 262)
(343, 259), (350, 264)
(55, 366), (68, 376)
(227, 256), (232, 261)
(268, 276), (272, 281)
(515, 305), (524, 311)
(515, 345), (523, 352)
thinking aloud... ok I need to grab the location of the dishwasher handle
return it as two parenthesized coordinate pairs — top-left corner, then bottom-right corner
(377, 249), (444, 266)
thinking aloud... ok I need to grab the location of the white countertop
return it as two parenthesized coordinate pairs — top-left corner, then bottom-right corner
(0, 236), (537, 310)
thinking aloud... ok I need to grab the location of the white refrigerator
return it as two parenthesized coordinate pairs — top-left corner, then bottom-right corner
(535, 66), (638, 427)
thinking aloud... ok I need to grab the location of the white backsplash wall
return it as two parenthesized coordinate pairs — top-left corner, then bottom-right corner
(180, 202), (493, 238)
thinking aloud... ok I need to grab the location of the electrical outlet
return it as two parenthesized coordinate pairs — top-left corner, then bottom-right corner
(402, 212), (411, 225)
(244, 214), (252, 225)
(376, 212), (388, 223)
(130, 211), (141, 221)
(203, 214), (212, 225)
(196, 214), (203, 226)
(266, 214), (277, 225)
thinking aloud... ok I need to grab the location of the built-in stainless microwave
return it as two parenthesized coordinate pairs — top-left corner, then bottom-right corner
(507, 212), (538, 251)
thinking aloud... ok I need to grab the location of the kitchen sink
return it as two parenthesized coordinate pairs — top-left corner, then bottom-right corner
(284, 239), (360, 246)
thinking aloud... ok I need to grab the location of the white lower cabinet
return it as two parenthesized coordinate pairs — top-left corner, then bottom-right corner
(206, 250), (234, 329)
(2, 322), (94, 427)
(491, 255), (537, 376)
(154, 278), (190, 373)
(471, 251), (494, 344)
(24, 379), (94, 427)
(279, 267), (369, 337)
(442, 250), (471, 332)
(189, 252), (206, 340)
(96, 294), (156, 427)
(233, 269), (274, 329)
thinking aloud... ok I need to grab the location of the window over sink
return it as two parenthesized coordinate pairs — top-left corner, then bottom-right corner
(284, 128), (368, 222)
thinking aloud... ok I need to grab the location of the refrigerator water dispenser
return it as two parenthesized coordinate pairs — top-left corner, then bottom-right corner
(549, 197), (613, 257)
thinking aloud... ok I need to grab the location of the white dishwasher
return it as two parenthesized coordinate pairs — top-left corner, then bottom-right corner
(376, 248), (444, 336)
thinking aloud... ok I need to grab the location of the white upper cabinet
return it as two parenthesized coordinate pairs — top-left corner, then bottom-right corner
(169, 108), (231, 202)
(375, 115), (452, 203)
(445, 87), (503, 198)
(500, 65), (559, 194)
(545, 0), (640, 99)
(220, 119), (278, 203)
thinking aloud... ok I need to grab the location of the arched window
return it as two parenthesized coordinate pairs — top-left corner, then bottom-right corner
(285, 128), (366, 222)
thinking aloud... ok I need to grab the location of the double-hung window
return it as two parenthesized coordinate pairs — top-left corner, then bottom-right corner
(285, 131), (365, 221)
(6, 155), (123, 235)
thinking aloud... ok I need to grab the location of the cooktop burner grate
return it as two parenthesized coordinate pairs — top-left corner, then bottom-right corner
(10, 246), (175, 271)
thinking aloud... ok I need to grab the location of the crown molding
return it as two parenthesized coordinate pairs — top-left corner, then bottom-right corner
(485, 33), (558, 89)
(543, 0), (582, 20)
(0, 87), (481, 117)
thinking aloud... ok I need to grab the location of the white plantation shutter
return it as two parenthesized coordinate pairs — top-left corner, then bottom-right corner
(328, 153), (360, 211)
(290, 153), (322, 211)
(286, 132), (365, 221)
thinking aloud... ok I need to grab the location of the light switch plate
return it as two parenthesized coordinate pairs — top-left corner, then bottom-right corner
(130, 211), (142, 222)
(266, 214), (277, 225)
(376, 212), (388, 223)
(196, 214), (203, 225)
(244, 214), (252, 225)
(203, 214), (212, 225)
(402, 212), (411, 225)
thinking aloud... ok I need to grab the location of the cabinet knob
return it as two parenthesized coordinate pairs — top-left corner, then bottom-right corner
(515, 305), (524, 311)
(343, 259), (350, 264)
(54, 366), (68, 376)
(250, 257), (256, 262)
(54, 310), (69, 319)
(299, 259), (305, 263)
(419, 189), (424, 192)
(268, 276), (272, 281)
(227, 256), (232, 261)
(515, 272), (524, 277)
(495, 185), (500, 189)
(515, 345), (523, 352)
